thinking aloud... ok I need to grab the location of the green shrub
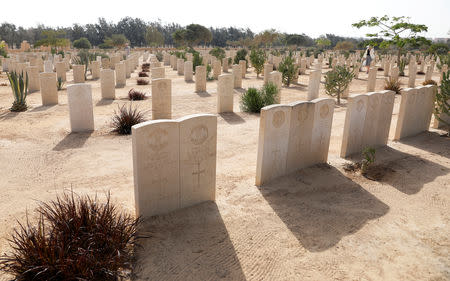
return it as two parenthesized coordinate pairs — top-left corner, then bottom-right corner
(73, 37), (91, 49)
(57, 77), (64, 91)
(233, 49), (248, 65)
(0, 192), (140, 280)
(434, 71), (449, 134)
(192, 51), (203, 73)
(209, 47), (225, 61)
(361, 147), (376, 174)
(250, 48), (266, 78)
(206, 64), (214, 81)
(155, 51), (163, 62)
(324, 65), (354, 105)
(7, 71), (28, 112)
(437, 54), (450, 71)
(278, 52), (298, 86)
(240, 82), (279, 113)
(0, 41), (7, 58)
(399, 57), (407, 76)
(72, 50), (91, 79)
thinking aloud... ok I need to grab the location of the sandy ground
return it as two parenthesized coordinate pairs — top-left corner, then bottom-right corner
(0, 60), (449, 281)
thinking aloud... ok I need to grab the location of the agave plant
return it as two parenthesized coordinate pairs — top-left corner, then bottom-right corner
(72, 50), (91, 79)
(7, 71), (28, 112)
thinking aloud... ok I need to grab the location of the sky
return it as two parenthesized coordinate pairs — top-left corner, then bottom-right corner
(3, 0), (450, 39)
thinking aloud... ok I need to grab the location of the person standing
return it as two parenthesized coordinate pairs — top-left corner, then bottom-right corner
(364, 45), (375, 74)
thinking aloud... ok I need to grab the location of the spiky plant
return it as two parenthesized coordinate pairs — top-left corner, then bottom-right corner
(361, 147), (376, 175)
(57, 77), (64, 91)
(112, 103), (146, 135)
(422, 79), (437, 86)
(384, 77), (402, 94)
(128, 88), (147, 100)
(0, 192), (140, 280)
(399, 57), (407, 76)
(72, 50), (91, 79)
(136, 78), (149, 85)
(240, 82), (278, 113)
(7, 71), (28, 112)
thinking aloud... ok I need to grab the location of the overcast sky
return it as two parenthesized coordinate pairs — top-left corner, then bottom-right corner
(3, 0), (449, 38)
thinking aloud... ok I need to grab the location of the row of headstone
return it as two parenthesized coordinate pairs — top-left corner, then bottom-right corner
(340, 90), (395, 157)
(394, 85), (437, 140)
(132, 114), (217, 218)
(255, 98), (335, 186)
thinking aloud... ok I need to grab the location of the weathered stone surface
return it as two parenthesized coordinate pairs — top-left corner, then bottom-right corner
(67, 83), (94, 132)
(152, 78), (172, 120)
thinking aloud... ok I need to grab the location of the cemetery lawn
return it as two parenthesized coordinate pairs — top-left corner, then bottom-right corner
(0, 66), (448, 281)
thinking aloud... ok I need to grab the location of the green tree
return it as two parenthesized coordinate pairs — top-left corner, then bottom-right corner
(324, 65), (354, 105)
(104, 34), (129, 49)
(249, 48), (265, 78)
(334, 40), (355, 51)
(278, 51), (298, 86)
(145, 26), (164, 47)
(172, 24), (212, 47)
(316, 37), (331, 49)
(352, 16), (430, 63)
(35, 30), (70, 49)
(73, 37), (91, 49)
(428, 43), (449, 56)
(209, 47), (225, 61)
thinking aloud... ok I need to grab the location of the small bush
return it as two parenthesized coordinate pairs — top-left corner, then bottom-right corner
(278, 51), (298, 86)
(384, 77), (402, 94)
(73, 37), (91, 49)
(206, 64), (214, 81)
(57, 77), (64, 91)
(423, 79), (437, 86)
(155, 51), (163, 62)
(434, 71), (449, 134)
(233, 49), (248, 65)
(141, 63), (150, 72)
(209, 47), (225, 61)
(240, 82), (279, 113)
(137, 78), (149, 85)
(112, 103), (146, 134)
(0, 192), (140, 280)
(324, 65), (354, 104)
(361, 147), (376, 175)
(250, 48), (266, 78)
(128, 88), (147, 100)
(138, 72), (149, 77)
(399, 58), (407, 76)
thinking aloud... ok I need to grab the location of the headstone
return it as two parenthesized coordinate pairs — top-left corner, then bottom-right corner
(39, 72), (58, 105)
(152, 78), (172, 119)
(424, 65), (432, 81)
(44, 60), (53, 72)
(152, 67), (165, 79)
(307, 70), (321, 100)
(101, 69), (115, 99)
(217, 74), (234, 113)
(101, 57), (110, 69)
(55, 62), (66, 82)
(26, 66), (40, 92)
(91, 61), (101, 79)
(115, 62), (126, 87)
(222, 57), (229, 72)
(72, 65), (85, 83)
(195, 65), (207, 92)
(268, 71), (282, 103)
(366, 68), (377, 92)
(232, 64), (242, 88)
(132, 114), (217, 218)
(264, 63), (273, 84)
(213, 60), (221, 80)
(239, 60), (246, 78)
(394, 85), (436, 140)
(184, 61), (193, 82)
(67, 84), (94, 132)
(255, 98), (334, 186)
(177, 59), (184, 75)
(408, 64), (417, 88)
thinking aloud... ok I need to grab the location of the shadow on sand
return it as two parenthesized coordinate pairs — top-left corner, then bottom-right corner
(259, 164), (389, 252)
(133, 202), (245, 280)
(53, 131), (93, 151)
(219, 112), (245, 125)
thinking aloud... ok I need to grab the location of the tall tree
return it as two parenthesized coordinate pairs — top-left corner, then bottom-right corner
(352, 16), (430, 62)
